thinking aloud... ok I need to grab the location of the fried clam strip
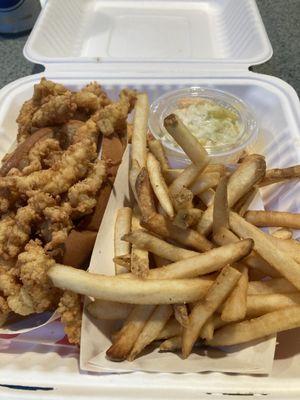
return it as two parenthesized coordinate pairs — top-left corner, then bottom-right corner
(32, 78), (68, 105)
(197, 155), (266, 236)
(41, 203), (73, 258)
(0, 296), (9, 326)
(31, 93), (77, 128)
(92, 89), (136, 136)
(73, 82), (111, 115)
(21, 137), (62, 175)
(40, 161), (107, 257)
(16, 100), (40, 142)
(7, 240), (60, 316)
(0, 120), (99, 196)
(57, 290), (82, 345)
(0, 128), (54, 177)
(67, 159), (106, 217)
(16, 78), (69, 142)
(0, 192), (56, 259)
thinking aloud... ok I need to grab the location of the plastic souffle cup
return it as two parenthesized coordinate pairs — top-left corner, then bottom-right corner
(149, 87), (259, 166)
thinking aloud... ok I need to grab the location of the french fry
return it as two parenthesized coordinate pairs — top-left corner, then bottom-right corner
(131, 93), (148, 168)
(197, 156), (266, 235)
(160, 336), (182, 351)
(148, 138), (169, 171)
(130, 210), (149, 278)
(248, 278), (297, 295)
(198, 188), (215, 207)
(167, 163), (201, 211)
(259, 165), (300, 187)
(170, 187), (194, 210)
(164, 168), (184, 184)
(141, 212), (213, 252)
(122, 238), (252, 279)
(229, 212), (300, 290)
(113, 254), (131, 270)
(267, 235), (300, 264)
(212, 176), (229, 235)
(114, 207), (132, 274)
(169, 164), (205, 196)
(173, 208), (203, 229)
(156, 318), (182, 339)
(153, 254), (171, 268)
(207, 306), (300, 347)
(123, 229), (199, 261)
(147, 152), (174, 218)
(245, 210), (300, 229)
(200, 316), (214, 341)
(127, 304), (173, 361)
(173, 304), (189, 328)
(191, 172), (220, 195)
(87, 300), (132, 320)
(221, 263), (248, 322)
(164, 114), (209, 168)
(135, 167), (156, 220)
(200, 315), (228, 340)
(213, 226), (281, 278)
(246, 293), (300, 317)
(106, 304), (155, 361)
(165, 165), (225, 185)
(271, 228), (293, 240)
(48, 265), (213, 304)
(182, 266), (241, 358)
(129, 159), (141, 202)
(234, 186), (258, 217)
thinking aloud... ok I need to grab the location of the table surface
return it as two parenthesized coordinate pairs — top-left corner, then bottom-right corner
(0, 0), (299, 94)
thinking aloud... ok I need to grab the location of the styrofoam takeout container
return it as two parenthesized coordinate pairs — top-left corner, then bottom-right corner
(0, 0), (300, 398)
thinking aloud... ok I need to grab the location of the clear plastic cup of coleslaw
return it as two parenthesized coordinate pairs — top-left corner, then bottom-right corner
(149, 87), (258, 166)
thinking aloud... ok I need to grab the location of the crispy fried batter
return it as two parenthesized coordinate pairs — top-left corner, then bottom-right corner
(82, 81), (111, 107)
(58, 290), (82, 345)
(0, 123), (98, 195)
(32, 78), (68, 105)
(92, 89), (136, 136)
(0, 79), (135, 326)
(16, 100), (39, 142)
(32, 94), (77, 128)
(0, 265), (20, 297)
(7, 240), (60, 316)
(22, 137), (62, 175)
(42, 203), (73, 257)
(68, 159), (106, 216)
(0, 192), (56, 259)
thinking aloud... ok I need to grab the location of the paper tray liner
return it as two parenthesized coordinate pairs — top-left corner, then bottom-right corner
(80, 146), (276, 375)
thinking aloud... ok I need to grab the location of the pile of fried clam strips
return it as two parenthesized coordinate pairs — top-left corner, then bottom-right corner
(0, 78), (136, 344)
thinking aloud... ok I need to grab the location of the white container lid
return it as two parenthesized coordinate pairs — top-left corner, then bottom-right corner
(24, 0), (273, 74)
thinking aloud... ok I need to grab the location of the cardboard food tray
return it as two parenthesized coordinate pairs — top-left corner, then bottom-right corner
(0, 0), (300, 398)
(81, 146), (276, 375)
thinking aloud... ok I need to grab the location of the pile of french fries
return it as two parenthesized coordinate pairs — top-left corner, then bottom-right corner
(48, 93), (300, 362)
